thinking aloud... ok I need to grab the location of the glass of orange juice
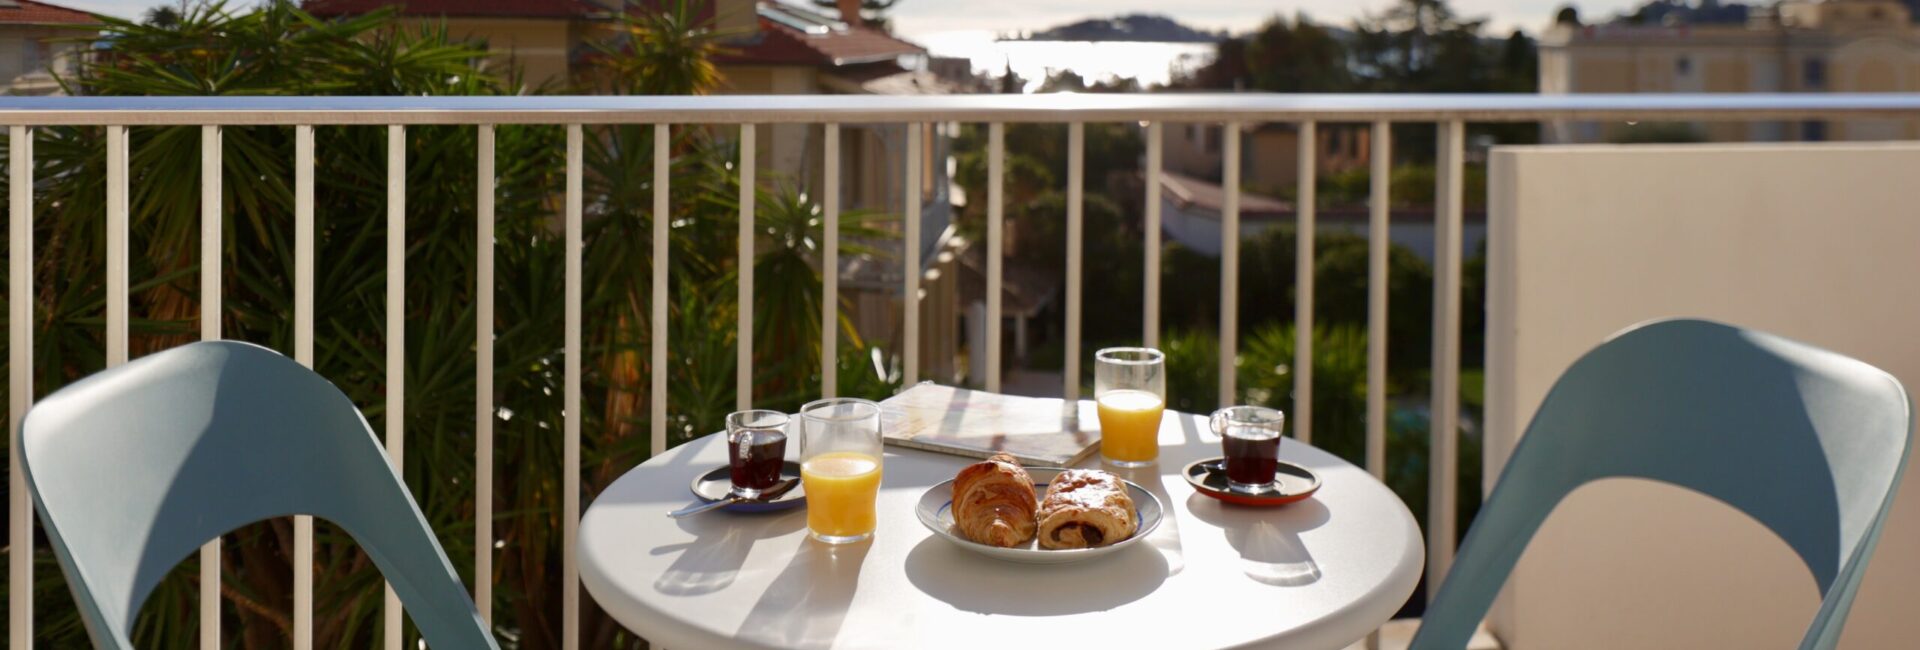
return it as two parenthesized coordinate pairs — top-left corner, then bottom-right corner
(798, 397), (884, 544)
(1095, 347), (1166, 467)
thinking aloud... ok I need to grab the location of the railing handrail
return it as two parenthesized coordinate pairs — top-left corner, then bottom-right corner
(1, 92), (1919, 125)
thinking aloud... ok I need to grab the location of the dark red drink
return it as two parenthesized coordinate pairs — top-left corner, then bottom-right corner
(729, 429), (787, 494)
(1222, 432), (1280, 490)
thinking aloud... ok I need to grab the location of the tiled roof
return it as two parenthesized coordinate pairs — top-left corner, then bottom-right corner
(719, 1), (923, 67)
(302, 0), (606, 19)
(0, 0), (99, 25)
(1161, 171), (1293, 218)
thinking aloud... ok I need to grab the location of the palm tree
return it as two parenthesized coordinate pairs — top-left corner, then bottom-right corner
(3, 1), (896, 647)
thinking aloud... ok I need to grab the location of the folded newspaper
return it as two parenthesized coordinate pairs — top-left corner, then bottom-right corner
(879, 382), (1100, 467)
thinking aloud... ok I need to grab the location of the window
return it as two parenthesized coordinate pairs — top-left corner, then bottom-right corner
(1803, 57), (1827, 89)
(1803, 120), (1827, 142)
(1204, 125), (1221, 154)
(1675, 56), (1692, 76)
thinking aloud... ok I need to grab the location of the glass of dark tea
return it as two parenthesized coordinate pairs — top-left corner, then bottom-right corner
(726, 410), (790, 498)
(1211, 406), (1286, 492)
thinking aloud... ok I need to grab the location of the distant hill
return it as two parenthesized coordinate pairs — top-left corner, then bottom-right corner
(1006, 14), (1224, 43)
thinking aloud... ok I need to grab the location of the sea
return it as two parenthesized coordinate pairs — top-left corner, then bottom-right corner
(911, 30), (1217, 92)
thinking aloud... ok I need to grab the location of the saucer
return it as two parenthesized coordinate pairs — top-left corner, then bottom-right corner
(1183, 457), (1321, 507)
(689, 461), (807, 513)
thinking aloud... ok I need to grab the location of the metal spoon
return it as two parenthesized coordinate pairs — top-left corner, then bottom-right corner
(667, 477), (801, 519)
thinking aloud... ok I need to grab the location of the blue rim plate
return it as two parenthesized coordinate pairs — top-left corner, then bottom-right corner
(914, 468), (1163, 564)
(688, 461), (807, 513)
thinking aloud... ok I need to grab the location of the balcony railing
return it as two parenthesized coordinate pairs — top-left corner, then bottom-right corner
(5, 93), (1920, 650)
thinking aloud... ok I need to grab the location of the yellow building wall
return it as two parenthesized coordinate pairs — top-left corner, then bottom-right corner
(397, 17), (576, 88)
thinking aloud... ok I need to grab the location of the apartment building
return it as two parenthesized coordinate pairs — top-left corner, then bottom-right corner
(1539, 0), (1920, 141)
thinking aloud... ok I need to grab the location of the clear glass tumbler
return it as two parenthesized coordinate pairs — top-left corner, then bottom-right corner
(797, 397), (884, 544)
(1211, 405), (1286, 492)
(725, 409), (789, 498)
(1094, 347), (1166, 468)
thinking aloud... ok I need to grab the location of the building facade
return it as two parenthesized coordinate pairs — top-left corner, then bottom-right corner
(0, 0), (98, 95)
(1162, 121), (1370, 196)
(1539, 0), (1920, 142)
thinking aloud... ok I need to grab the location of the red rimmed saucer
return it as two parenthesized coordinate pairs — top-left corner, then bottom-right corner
(1183, 457), (1321, 507)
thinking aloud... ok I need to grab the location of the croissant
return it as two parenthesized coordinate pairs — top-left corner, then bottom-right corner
(951, 453), (1039, 547)
(1036, 469), (1137, 549)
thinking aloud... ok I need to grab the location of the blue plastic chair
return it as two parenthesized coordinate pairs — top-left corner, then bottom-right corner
(1412, 319), (1912, 649)
(18, 341), (497, 649)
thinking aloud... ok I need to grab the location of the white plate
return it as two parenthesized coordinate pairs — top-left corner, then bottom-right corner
(914, 468), (1163, 564)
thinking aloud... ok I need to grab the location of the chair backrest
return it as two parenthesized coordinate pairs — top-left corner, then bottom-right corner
(1412, 319), (1911, 650)
(19, 341), (496, 649)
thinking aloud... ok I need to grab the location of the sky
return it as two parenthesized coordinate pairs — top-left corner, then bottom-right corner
(53, 0), (1652, 38)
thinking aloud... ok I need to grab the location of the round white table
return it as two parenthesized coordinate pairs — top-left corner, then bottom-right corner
(579, 407), (1424, 650)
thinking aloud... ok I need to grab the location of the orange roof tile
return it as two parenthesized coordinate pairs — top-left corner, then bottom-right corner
(0, 0), (99, 25)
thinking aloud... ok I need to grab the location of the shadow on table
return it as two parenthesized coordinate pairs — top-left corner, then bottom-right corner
(903, 537), (1169, 616)
(1185, 493), (1330, 587)
(735, 538), (872, 648)
(651, 509), (806, 596)
(1105, 462), (1187, 577)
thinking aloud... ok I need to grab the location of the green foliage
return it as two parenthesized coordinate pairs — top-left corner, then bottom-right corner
(1607, 121), (1707, 144)
(589, 0), (737, 96)
(0, 1), (894, 648)
(1316, 163), (1490, 209)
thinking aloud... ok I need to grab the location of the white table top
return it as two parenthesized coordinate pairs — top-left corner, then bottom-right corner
(579, 407), (1424, 650)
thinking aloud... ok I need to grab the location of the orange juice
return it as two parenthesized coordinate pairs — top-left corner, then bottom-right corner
(1098, 389), (1164, 463)
(801, 452), (882, 541)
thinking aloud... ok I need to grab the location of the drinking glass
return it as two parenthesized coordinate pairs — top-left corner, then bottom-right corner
(1095, 347), (1166, 468)
(725, 409), (789, 498)
(1211, 405), (1286, 492)
(798, 397), (884, 544)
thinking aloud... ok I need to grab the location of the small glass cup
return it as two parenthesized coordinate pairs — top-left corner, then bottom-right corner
(725, 409), (789, 498)
(798, 397), (884, 544)
(1095, 347), (1166, 468)
(1212, 405), (1286, 492)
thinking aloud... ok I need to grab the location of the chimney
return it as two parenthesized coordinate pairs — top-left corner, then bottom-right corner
(836, 0), (863, 27)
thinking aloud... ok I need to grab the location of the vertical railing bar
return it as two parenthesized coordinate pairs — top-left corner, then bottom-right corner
(474, 123), (495, 625)
(9, 124), (34, 650)
(1366, 121), (1390, 480)
(107, 126), (127, 367)
(563, 123), (584, 650)
(823, 123), (840, 398)
(1219, 122), (1241, 407)
(1294, 121), (1317, 443)
(292, 124), (315, 650)
(1429, 120), (1465, 600)
(650, 123), (669, 454)
(197, 125), (222, 650)
(1143, 121), (1162, 349)
(200, 126), (222, 340)
(1063, 122), (1083, 402)
(382, 123), (405, 650)
(985, 122), (1004, 393)
(903, 124), (921, 388)
(737, 124), (755, 410)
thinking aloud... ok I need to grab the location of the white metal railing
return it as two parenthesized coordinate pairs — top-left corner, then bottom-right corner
(4, 93), (1920, 649)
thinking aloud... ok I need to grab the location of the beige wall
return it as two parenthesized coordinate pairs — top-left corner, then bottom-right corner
(393, 17), (575, 88)
(714, 65), (819, 185)
(1486, 142), (1920, 649)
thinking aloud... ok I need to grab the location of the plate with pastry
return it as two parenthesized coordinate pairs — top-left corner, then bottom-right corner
(914, 452), (1163, 564)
